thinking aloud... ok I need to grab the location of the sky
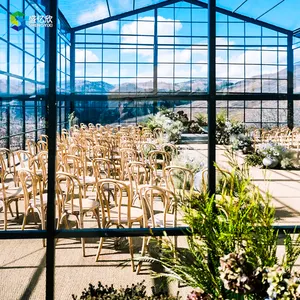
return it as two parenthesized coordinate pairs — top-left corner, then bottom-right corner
(59, 0), (300, 31)
(0, 0), (300, 90)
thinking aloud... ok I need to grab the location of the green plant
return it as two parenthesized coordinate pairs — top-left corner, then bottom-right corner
(72, 281), (180, 300)
(194, 113), (208, 127)
(215, 111), (245, 145)
(244, 152), (263, 166)
(145, 112), (183, 143)
(143, 150), (300, 299)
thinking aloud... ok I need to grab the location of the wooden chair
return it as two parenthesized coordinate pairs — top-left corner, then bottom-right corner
(56, 172), (100, 256)
(62, 154), (95, 197)
(165, 166), (194, 199)
(0, 148), (18, 186)
(95, 179), (144, 270)
(0, 155), (23, 230)
(18, 169), (47, 245)
(136, 185), (179, 274)
(148, 150), (171, 184)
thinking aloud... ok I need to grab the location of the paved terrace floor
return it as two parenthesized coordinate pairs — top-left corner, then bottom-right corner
(1, 145), (300, 299)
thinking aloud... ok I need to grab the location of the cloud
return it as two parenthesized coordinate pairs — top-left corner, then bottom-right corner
(121, 16), (182, 54)
(77, 2), (117, 30)
(75, 49), (100, 62)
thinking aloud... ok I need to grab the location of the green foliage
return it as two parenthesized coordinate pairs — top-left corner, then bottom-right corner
(244, 152), (263, 167)
(145, 150), (300, 299)
(194, 113), (208, 127)
(72, 281), (180, 300)
(215, 111), (245, 145)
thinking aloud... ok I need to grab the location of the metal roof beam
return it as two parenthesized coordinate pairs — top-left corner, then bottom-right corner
(256, 0), (284, 20)
(233, 0), (248, 13)
(184, 0), (291, 35)
(106, 0), (111, 17)
(72, 0), (182, 32)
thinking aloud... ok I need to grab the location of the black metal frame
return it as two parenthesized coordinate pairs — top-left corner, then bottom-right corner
(0, 1), (300, 299)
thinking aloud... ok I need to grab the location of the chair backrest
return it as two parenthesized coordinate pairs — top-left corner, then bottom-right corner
(161, 143), (178, 159)
(38, 151), (48, 185)
(139, 142), (157, 161)
(139, 185), (177, 228)
(16, 150), (36, 172)
(93, 145), (110, 159)
(92, 158), (113, 180)
(26, 139), (38, 156)
(62, 154), (84, 176)
(128, 161), (153, 190)
(0, 148), (17, 178)
(18, 168), (44, 209)
(37, 140), (48, 152)
(165, 165), (194, 198)
(148, 150), (171, 182)
(120, 148), (138, 180)
(96, 179), (133, 227)
(56, 172), (83, 214)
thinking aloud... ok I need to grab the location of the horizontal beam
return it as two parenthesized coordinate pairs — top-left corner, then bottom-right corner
(64, 93), (288, 101)
(0, 226), (300, 240)
(0, 228), (191, 239)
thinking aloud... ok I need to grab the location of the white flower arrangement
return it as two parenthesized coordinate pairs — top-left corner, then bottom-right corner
(257, 141), (294, 169)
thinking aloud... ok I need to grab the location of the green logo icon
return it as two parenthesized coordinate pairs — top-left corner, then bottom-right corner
(10, 11), (26, 31)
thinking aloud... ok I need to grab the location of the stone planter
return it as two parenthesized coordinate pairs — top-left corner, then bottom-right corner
(263, 156), (279, 168)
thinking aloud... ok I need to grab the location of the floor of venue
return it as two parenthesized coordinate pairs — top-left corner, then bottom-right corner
(1, 144), (300, 299)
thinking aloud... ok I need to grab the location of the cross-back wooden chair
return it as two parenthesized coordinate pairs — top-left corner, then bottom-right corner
(18, 168), (47, 246)
(95, 179), (144, 270)
(56, 172), (100, 256)
(136, 185), (180, 274)
(0, 155), (24, 230)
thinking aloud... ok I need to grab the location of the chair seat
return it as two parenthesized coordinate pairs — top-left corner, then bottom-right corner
(148, 211), (185, 227)
(72, 197), (99, 211)
(29, 193), (48, 207)
(108, 206), (143, 224)
(0, 187), (23, 200)
(79, 176), (96, 185)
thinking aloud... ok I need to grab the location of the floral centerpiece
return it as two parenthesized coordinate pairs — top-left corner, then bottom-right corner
(231, 134), (254, 154)
(216, 111), (245, 145)
(145, 112), (184, 143)
(256, 142), (294, 169)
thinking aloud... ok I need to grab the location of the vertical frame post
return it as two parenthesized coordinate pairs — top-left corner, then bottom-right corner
(208, 0), (216, 195)
(154, 8), (158, 94)
(45, 0), (58, 299)
(287, 33), (294, 129)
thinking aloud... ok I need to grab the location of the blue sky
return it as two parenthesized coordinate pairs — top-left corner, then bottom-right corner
(59, 0), (300, 31)
(0, 0), (299, 89)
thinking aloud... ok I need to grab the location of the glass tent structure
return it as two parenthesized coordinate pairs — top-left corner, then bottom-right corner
(1, 0), (300, 299)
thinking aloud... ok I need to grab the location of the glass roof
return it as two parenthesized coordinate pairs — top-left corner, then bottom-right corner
(58, 0), (300, 32)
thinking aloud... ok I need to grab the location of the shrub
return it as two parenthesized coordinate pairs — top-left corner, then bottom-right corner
(244, 152), (263, 166)
(72, 281), (180, 300)
(216, 111), (245, 145)
(194, 113), (208, 127)
(144, 151), (300, 299)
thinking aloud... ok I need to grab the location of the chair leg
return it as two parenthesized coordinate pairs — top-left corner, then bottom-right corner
(79, 217), (85, 257)
(136, 236), (147, 275)
(128, 237), (135, 272)
(8, 204), (14, 218)
(95, 237), (104, 262)
(93, 209), (101, 228)
(3, 204), (8, 230)
(21, 207), (30, 230)
(15, 201), (19, 218)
